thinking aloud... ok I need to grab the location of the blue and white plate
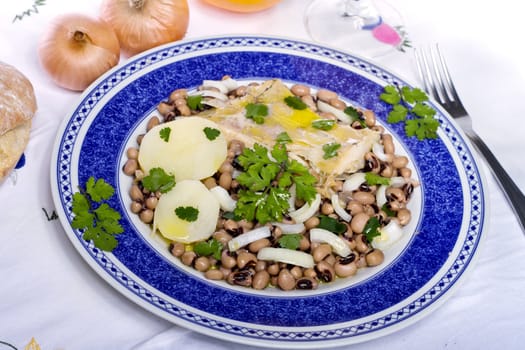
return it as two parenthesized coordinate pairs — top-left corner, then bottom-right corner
(50, 35), (487, 348)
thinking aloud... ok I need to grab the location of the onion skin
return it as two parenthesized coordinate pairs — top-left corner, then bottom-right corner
(100, 0), (190, 57)
(38, 14), (120, 91)
(202, 0), (282, 13)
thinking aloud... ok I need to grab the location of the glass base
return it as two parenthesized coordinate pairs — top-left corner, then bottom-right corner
(304, 0), (406, 59)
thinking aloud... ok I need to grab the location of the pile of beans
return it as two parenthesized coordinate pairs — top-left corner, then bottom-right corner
(123, 77), (417, 291)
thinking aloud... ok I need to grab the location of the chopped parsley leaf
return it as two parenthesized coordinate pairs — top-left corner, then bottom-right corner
(245, 103), (268, 124)
(142, 167), (176, 193)
(284, 95), (307, 110)
(312, 119), (335, 131)
(159, 127), (171, 142)
(203, 127), (220, 141)
(322, 142), (341, 159)
(175, 206), (199, 222)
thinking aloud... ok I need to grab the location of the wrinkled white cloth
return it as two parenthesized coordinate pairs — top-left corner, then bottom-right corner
(1, 0), (525, 349)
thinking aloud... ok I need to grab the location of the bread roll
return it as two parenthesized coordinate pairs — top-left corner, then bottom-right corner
(0, 61), (37, 181)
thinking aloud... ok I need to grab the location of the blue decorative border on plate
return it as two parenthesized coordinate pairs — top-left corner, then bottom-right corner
(53, 36), (484, 344)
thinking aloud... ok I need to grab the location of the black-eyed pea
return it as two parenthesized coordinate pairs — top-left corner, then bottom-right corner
(386, 187), (407, 203)
(129, 184), (144, 201)
(353, 191), (376, 205)
(126, 147), (139, 160)
(392, 156), (409, 169)
(303, 268), (317, 279)
(329, 98), (346, 110)
(255, 260), (267, 272)
(213, 230), (232, 245)
(290, 266), (303, 280)
(220, 250), (237, 269)
(315, 260), (335, 283)
(146, 116), (160, 131)
(252, 270), (270, 290)
(356, 254), (367, 268)
(220, 267), (231, 279)
(277, 269), (296, 291)
(299, 236), (310, 251)
(203, 177), (217, 189)
(248, 238), (271, 253)
(237, 252), (257, 269)
(157, 101), (174, 116)
(194, 256), (211, 272)
(382, 134), (395, 154)
(321, 201), (334, 215)
(177, 104), (191, 116)
(304, 216), (320, 230)
(181, 251), (196, 266)
(136, 134), (144, 145)
(130, 201), (142, 214)
(139, 209), (153, 224)
(399, 167), (412, 178)
(145, 196), (158, 210)
(223, 219), (239, 232)
(317, 89), (338, 102)
(123, 159), (138, 176)
(324, 254), (336, 266)
(312, 243), (332, 262)
(334, 254), (358, 277)
(169, 89), (187, 102)
(363, 110), (376, 127)
(227, 270), (252, 287)
(397, 208), (411, 226)
(350, 212), (370, 234)
(219, 172), (232, 190)
(346, 200), (363, 215)
(355, 234), (371, 253)
(290, 84), (310, 97)
(204, 269), (224, 280)
(301, 94), (316, 110)
(170, 242), (185, 257)
(295, 277), (318, 290)
(365, 249), (384, 267)
(267, 263), (280, 276)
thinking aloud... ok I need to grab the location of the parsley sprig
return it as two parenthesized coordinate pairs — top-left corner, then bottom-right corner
(234, 143), (317, 224)
(380, 85), (439, 140)
(71, 177), (123, 251)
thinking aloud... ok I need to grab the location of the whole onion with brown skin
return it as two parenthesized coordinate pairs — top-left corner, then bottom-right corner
(38, 14), (120, 91)
(100, 0), (190, 57)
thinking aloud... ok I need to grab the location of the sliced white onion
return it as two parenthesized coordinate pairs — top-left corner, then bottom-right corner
(310, 228), (351, 257)
(342, 172), (366, 193)
(371, 220), (403, 250)
(272, 222), (305, 234)
(331, 194), (352, 222)
(195, 89), (229, 101)
(317, 100), (352, 124)
(202, 79), (228, 94)
(288, 193), (321, 223)
(201, 98), (226, 109)
(376, 185), (388, 208)
(372, 142), (390, 162)
(228, 226), (271, 252)
(209, 186), (237, 212)
(257, 247), (314, 268)
(390, 176), (407, 187)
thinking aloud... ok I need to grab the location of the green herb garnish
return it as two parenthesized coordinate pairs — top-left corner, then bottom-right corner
(317, 215), (346, 235)
(284, 95), (307, 110)
(365, 172), (390, 186)
(193, 238), (223, 260)
(203, 127), (220, 141)
(159, 127), (171, 142)
(363, 216), (381, 242)
(312, 119), (336, 131)
(71, 177), (123, 251)
(142, 167), (175, 193)
(278, 234), (303, 250)
(245, 103), (269, 124)
(187, 95), (204, 110)
(276, 131), (292, 144)
(380, 85), (439, 140)
(322, 142), (341, 159)
(175, 206), (199, 222)
(234, 143), (317, 224)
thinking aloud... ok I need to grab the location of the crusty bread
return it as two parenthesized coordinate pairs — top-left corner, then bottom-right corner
(0, 61), (37, 181)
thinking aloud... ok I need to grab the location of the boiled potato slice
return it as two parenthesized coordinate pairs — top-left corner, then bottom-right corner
(138, 117), (227, 181)
(154, 180), (220, 243)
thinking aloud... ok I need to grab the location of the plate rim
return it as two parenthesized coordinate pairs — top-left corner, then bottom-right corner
(49, 34), (488, 348)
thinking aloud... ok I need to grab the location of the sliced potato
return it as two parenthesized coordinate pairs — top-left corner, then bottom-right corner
(138, 117), (227, 181)
(154, 180), (220, 243)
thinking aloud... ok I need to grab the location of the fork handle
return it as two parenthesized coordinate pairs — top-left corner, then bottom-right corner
(467, 132), (525, 233)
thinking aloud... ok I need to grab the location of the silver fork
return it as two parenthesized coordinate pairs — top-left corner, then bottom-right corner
(415, 44), (525, 233)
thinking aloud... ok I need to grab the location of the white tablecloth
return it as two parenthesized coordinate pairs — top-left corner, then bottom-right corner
(1, 1), (524, 349)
